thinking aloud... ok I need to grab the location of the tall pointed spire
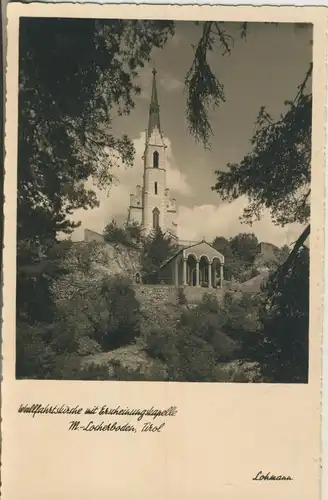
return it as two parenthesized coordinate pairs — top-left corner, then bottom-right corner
(148, 68), (161, 137)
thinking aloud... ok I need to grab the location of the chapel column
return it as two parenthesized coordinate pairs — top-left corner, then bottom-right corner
(196, 261), (200, 287)
(175, 258), (179, 287)
(183, 257), (187, 286)
(208, 262), (212, 288)
(220, 263), (224, 289)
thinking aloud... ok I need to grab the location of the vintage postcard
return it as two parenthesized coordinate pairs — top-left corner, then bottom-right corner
(2, 2), (325, 499)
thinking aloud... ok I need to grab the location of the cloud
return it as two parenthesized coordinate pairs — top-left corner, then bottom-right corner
(70, 132), (192, 241)
(137, 68), (184, 100)
(177, 197), (303, 247)
(70, 134), (300, 248)
(159, 74), (184, 92)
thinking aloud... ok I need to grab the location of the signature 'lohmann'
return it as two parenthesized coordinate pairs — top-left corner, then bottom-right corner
(253, 471), (293, 481)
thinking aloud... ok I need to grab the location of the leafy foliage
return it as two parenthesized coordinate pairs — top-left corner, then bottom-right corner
(16, 240), (142, 378)
(108, 359), (167, 381)
(212, 236), (234, 259)
(229, 233), (259, 264)
(52, 244), (142, 351)
(19, 18), (174, 245)
(17, 18), (174, 346)
(185, 22), (229, 148)
(16, 322), (57, 379)
(143, 293), (241, 382)
(103, 219), (144, 248)
(254, 247), (309, 383)
(141, 228), (178, 282)
(16, 20), (310, 384)
(213, 67), (312, 226)
(51, 357), (112, 381)
(103, 220), (177, 283)
(212, 233), (291, 282)
(212, 232), (258, 281)
(94, 276), (141, 349)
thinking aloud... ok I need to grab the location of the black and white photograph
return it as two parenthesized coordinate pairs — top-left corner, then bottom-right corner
(16, 16), (312, 383)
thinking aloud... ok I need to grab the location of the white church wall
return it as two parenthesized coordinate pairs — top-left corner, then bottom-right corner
(128, 206), (143, 226)
(126, 69), (180, 239)
(165, 210), (178, 238)
(143, 165), (166, 233)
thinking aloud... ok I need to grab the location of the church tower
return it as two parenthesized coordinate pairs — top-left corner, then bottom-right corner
(128, 69), (178, 239)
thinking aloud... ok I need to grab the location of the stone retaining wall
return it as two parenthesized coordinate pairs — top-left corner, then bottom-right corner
(134, 284), (225, 306)
(183, 286), (225, 304)
(134, 285), (178, 306)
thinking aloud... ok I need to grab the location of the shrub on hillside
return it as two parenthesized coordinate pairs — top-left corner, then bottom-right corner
(254, 247), (309, 383)
(109, 359), (167, 381)
(145, 326), (179, 362)
(142, 294), (241, 382)
(220, 292), (261, 359)
(54, 272), (141, 352)
(141, 228), (178, 282)
(76, 336), (102, 356)
(103, 219), (143, 248)
(179, 293), (240, 362)
(95, 276), (141, 349)
(167, 334), (218, 382)
(51, 355), (112, 380)
(16, 322), (57, 379)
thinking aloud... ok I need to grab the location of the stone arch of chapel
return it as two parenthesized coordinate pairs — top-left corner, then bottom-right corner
(185, 252), (198, 262)
(198, 254), (211, 264)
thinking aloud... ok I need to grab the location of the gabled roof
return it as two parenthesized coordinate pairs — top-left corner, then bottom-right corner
(160, 240), (225, 269)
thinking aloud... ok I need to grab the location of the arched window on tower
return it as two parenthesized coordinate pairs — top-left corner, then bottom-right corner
(153, 207), (160, 230)
(153, 151), (159, 169)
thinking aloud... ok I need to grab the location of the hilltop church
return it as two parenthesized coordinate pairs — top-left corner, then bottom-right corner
(85, 69), (226, 290)
(126, 69), (225, 289)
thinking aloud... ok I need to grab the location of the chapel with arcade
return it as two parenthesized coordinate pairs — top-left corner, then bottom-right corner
(127, 69), (225, 289)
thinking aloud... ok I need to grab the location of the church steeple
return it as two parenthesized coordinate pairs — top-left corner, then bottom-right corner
(128, 66), (178, 239)
(148, 68), (162, 137)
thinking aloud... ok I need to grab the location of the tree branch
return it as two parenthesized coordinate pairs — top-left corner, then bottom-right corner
(273, 224), (310, 279)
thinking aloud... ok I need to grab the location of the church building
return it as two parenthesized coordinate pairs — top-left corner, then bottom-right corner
(85, 69), (225, 291)
(128, 68), (178, 240)
(127, 69), (225, 289)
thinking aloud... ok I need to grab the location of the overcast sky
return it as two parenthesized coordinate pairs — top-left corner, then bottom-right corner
(71, 21), (312, 246)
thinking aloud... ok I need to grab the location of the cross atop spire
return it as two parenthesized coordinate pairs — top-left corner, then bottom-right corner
(148, 68), (161, 137)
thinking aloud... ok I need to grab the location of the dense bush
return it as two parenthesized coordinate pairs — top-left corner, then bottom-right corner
(141, 228), (178, 283)
(51, 356), (112, 380)
(17, 233), (308, 384)
(54, 274), (141, 352)
(103, 220), (144, 249)
(143, 294), (241, 382)
(17, 268), (142, 378)
(181, 294), (240, 361)
(254, 247), (309, 383)
(16, 321), (107, 380)
(220, 292), (261, 359)
(109, 359), (167, 381)
(145, 326), (178, 362)
(94, 276), (141, 349)
(16, 322), (57, 379)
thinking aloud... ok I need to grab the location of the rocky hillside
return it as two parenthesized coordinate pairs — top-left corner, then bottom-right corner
(239, 271), (269, 295)
(93, 241), (141, 277)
